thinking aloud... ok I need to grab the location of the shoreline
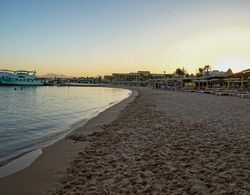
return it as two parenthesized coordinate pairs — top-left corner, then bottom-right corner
(1, 87), (249, 194)
(0, 87), (132, 178)
(0, 86), (131, 168)
(0, 87), (138, 195)
(53, 87), (250, 194)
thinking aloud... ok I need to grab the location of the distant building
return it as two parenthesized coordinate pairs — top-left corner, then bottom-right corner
(105, 70), (185, 82)
(228, 69), (250, 78)
(137, 71), (151, 76)
(110, 71), (152, 81)
(112, 73), (130, 81)
(203, 69), (233, 77)
(103, 75), (113, 82)
(151, 73), (167, 79)
(226, 68), (233, 76)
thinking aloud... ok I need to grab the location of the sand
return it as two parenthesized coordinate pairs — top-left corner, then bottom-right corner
(1, 87), (250, 194)
(0, 88), (137, 195)
(53, 87), (250, 195)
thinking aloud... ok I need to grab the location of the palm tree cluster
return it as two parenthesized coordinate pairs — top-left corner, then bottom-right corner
(174, 65), (212, 78)
(174, 67), (188, 77)
(196, 65), (212, 77)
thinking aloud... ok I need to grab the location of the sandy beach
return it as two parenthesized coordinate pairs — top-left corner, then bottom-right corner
(0, 88), (137, 195)
(1, 87), (250, 194)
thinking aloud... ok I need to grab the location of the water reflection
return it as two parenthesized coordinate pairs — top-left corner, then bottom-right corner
(0, 86), (130, 162)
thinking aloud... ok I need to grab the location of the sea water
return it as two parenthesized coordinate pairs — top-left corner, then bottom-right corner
(0, 86), (131, 176)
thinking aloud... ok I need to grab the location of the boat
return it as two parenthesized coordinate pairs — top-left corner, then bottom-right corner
(0, 70), (44, 86)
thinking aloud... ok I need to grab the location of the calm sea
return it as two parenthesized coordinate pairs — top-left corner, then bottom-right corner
(0, 86), (131, 176)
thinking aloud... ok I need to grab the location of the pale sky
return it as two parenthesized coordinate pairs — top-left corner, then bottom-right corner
(0, 0), (250, 76)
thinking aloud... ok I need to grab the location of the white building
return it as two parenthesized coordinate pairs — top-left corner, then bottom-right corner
(203, 69), (233, 77)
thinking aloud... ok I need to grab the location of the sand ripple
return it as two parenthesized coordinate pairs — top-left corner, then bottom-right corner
(54, 88), (250, 195)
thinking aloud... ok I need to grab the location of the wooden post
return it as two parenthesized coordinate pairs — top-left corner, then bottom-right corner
(240, 76), (244, 92)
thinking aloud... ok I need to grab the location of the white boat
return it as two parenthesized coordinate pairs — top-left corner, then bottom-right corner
(0, 70), (44, 86)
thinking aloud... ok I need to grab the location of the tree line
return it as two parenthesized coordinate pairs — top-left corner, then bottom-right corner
(174, 65), (212, 77)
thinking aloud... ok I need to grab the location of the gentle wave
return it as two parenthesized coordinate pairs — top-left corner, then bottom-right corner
(0, 86), (130, 174)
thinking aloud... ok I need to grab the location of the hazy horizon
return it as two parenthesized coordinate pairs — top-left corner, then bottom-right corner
(1, 0), (250, 76)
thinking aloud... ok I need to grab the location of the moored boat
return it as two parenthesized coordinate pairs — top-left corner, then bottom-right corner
(0, 70), (44, 86)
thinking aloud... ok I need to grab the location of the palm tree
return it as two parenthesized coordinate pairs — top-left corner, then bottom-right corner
(175, 68), (183, 77)
(175, 67), (187, 77)
(175, 68), (181, 76)
(181, 67), (187, 76)
(198, 68), (204, 76)
(203, 65), (212, 72)
(203, 65), (212, 77)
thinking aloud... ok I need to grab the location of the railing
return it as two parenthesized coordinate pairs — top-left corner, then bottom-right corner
(0, 69), (35, 74)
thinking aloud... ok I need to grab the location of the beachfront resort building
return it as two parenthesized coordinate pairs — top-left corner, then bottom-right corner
(104, 68), (250, 96)
(149, 68), (250, 97)
(104, 71), (168, 82)
(201, 69), (233, 78)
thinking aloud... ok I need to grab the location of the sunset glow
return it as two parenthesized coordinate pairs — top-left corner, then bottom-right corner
(1, 0), (250, 76)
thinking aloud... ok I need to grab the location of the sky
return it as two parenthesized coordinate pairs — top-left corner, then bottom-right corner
(0, 0), (250, 76)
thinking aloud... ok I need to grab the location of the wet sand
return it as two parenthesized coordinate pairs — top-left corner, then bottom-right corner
(1, 87), (250, 194)
(0, 88), (137, 195)
(54, 87), (250, 195)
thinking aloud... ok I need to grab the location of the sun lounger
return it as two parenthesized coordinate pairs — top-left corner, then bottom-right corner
(237, 92), (250, 98)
